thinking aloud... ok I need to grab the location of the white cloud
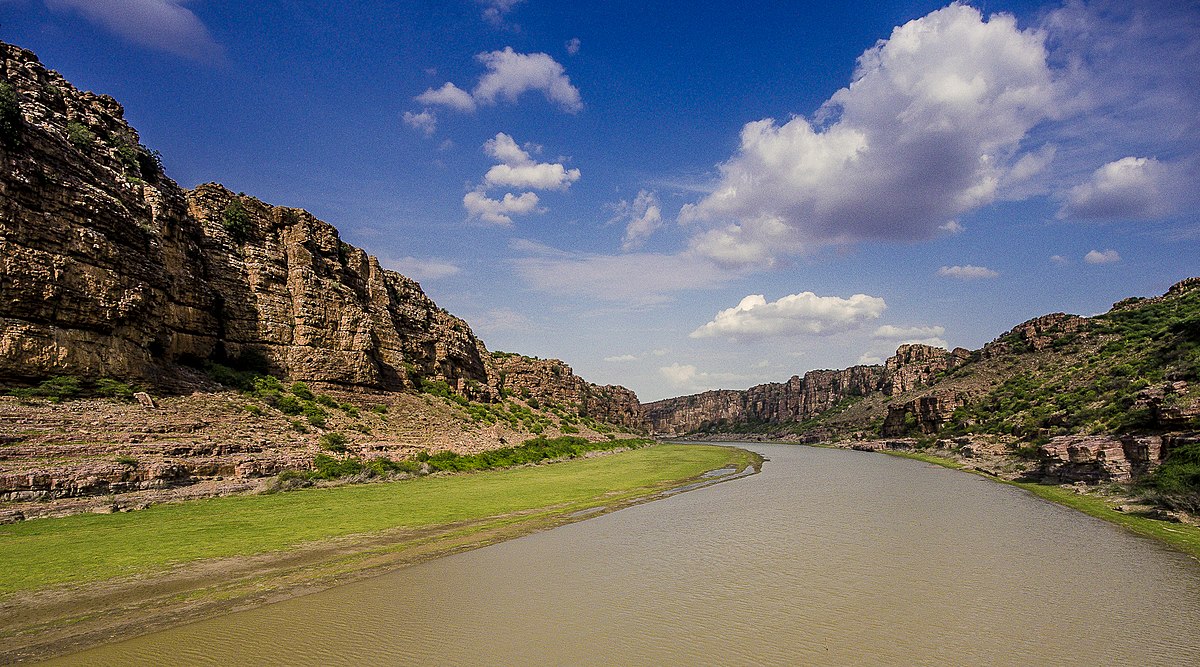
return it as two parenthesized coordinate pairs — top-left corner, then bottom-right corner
(938, 265), (999, 279)
(678, 4), (1055, 265)
(474, 48), (583, 112)
(421, 48), (581, 114)
(478, 0), (523, 25)
(566, 37), (581, 56)
(939, 220), (965, 234)
(473, 308), (533, 333)
(45, 0), (223, 62)
(1060, 157), (1183, 220)
(858, 352), (885, 365)
(1084, 249), (1121, 265)
(873, 324), (945, 339)
(380, 256), (460, 281)
(480, 132), (580, 191)
(402, 110), (437, 136)
(604, 354), (638, 363)
(463, 190), (542, 226)
(690, 292), (886, 340)
(660, 363), (698, 387)
(415, 82), (477, 112)
(610, 190), (664, 251)
(1050, 254), (1069, 264)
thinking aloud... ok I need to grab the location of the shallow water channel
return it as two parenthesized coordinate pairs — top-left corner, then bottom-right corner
(47, 443), (1200, 666)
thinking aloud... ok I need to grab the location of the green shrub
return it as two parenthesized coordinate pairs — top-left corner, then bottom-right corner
(371, 404), (388, 415)
(66, 121), (95, 150)
(319, 432), (349, 452)
(94, 378), (135, 401)
(315, 394), (337, 408)
(243, 404), (264, 416)
(8, 376), (83, 402)
(290, 419), (308, 433)
(115, 455), (138, 467)
(304, 404), (327, 428)
(222, 199), (252, 244)
(290, 382), (314, 401)
(276, 395), (304, 415)
(0, 81), (21, 149)
(342, 404), (359, 418)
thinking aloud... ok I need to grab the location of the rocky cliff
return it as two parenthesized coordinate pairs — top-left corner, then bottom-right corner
(0, 41), (623, 406)
(489, 353), (645, 429)
(643, 344), (963, 435)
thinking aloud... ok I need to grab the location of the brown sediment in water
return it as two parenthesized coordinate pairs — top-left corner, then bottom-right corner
(0, 457), (760, 665)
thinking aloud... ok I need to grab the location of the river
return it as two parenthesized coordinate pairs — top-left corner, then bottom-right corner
(44, 443), (1200, 666)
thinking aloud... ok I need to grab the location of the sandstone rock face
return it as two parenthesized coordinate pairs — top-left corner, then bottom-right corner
(0, 42), (501, 399)
(490, 354), (644, 429)
(983, 313), (1087, 357)
(643, 344), (971, 436)
(881, 391), (968, 437)
(1037, 435), (1166, 483)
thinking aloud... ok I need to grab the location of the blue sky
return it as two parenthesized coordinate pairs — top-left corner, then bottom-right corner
(2, 0), (1198, 400)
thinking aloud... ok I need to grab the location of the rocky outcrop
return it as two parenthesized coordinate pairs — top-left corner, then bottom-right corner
(1037, 435), (1166, 483)
(490, 354), (644, 429)
(884, 344), (970, 394)
(0, 42), (504, 401)
(881, 391), (968, 437)
(983, 312), (1087, 356)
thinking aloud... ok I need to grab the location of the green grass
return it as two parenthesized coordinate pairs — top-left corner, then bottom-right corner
(880, 449), (1200, 560)
(0, 444), (755, 595)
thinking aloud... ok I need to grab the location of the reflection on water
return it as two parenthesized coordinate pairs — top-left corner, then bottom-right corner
(46, 444), (1200, 666)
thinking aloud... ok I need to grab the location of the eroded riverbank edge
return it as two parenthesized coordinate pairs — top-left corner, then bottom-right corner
(0, 444), (762, 665)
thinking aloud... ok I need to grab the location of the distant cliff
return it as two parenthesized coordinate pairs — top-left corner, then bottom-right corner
(644, 344), (967, 435)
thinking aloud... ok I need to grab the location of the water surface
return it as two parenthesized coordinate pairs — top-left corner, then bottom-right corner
(48, 444), (1200, 665)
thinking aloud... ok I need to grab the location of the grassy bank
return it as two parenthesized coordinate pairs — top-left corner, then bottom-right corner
(881, 449), (1200, 560)
(0, 444), (757, 595)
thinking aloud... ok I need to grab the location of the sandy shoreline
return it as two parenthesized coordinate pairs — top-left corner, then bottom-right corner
(0, 452), (760, 665)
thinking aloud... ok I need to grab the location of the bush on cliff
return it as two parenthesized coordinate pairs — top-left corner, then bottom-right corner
(0, 81), (21, 149)
(222, 199), (252, 244)
(1140, 443), (1200, 512)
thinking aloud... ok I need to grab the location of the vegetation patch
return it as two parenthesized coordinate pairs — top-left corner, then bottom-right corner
(0, 444), (754, 594)
(5, 376), (138, 403)
(0, 81), (21, 148)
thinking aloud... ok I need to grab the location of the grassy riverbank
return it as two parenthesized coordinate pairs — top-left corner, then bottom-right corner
(882, 449), (1200, 560)
(0, 444), (757, 595)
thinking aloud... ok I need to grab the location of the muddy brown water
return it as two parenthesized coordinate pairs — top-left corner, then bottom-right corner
(43, 444), (1200, 666)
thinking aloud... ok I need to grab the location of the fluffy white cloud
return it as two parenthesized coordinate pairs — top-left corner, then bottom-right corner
(402, 110), (437, 135)
(939, 220), (965, 234)
(463, 190), (542, 226)
(660, 363), (698, 387)
(421, 48), (582, 114)
(679, 4), (1055, 264)
(1060, 157), (1183, 220)
(380, 256), (459, 281)
(938, 265), (999, 279)
(480, 132), (580, 190)
(610, 190), (664, 251)
(873, 324), (945, 339)
(475, 48), (583, 112)
(45, 0), (223, 62)
(1084, 249), (1121, 265)
(415, 82), (477, 112)
(690, 292), (886, 340)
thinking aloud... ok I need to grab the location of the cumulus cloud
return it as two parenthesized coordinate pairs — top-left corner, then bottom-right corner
(658, 362), (751, 391)
(402, 110), (437, 135)
(1060, 157), (1184, 220)
(604, 354), (638, 363)
(660, 363), (698, 387)
(380, 256), (459, 281)
(420, 48), (582, 114)
(690, 292), (886, 340)
(610, 190), (664, 251)
(463, 190), (542, 226)
(566, 37), (581, 56)
(1084, 249), (1121, 264)
(678, 4), (1056, 265)
(482, 132), (580, 191)
(873, 324), (945, 339)
(938, 265), (999, 279)
(415, 82), (477, 112)
(45, 0), (223, 62)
